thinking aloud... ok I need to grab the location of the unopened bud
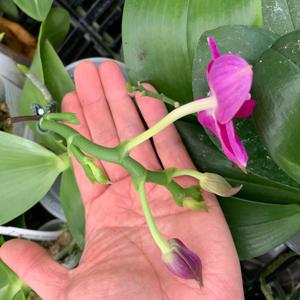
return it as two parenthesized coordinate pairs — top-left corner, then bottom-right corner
(199, 172), (241, 197)
(84, 159), (111, 185)
(162, 238), (203, 286)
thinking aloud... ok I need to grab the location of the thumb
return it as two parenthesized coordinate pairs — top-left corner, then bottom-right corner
(0, 239), (68, 299)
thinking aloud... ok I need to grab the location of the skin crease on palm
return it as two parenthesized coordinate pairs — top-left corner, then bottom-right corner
(0, 61), (244, 300)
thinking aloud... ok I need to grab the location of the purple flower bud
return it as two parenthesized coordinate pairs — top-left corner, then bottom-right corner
(162, 238), (203, 286)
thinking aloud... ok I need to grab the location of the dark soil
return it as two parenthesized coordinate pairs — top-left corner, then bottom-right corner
(0, 102), (11, 132)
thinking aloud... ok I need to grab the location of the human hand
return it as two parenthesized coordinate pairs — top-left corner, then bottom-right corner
(0, 61), (244, 300)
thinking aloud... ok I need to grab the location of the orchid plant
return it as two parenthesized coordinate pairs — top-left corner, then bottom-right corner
(2, 1), (300, 299)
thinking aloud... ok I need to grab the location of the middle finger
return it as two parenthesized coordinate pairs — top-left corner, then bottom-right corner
(74, 61), (126, 181)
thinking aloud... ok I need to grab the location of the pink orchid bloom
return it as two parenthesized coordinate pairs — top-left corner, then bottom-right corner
(197, 36), (256, 170)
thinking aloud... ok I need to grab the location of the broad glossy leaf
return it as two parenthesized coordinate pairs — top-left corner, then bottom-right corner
(253, 30), (300, 184)
(60, 167), (85, 249)
(262, 0), (300, 35)
(0, 131), (67, 224)
(220, 197), (300, 259)
(176, 120), (300, 204)
(123, 0), (262, 102)
(41, 40), (74, 106)
(178, 123), (300, 259)
(13, 0), (52, 21)
(191, 25), (300, 189)
(19, 8), (72, 154)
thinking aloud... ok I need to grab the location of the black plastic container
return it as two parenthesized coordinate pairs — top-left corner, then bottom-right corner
(54, 0), (124, 64)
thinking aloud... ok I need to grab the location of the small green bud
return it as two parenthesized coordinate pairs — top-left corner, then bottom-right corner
(199, 172), (241, 197)
(84, 158), (111, 185)
(70, 144), (110, 185)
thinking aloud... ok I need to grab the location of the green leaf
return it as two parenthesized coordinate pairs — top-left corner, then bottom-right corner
(0, 131), (67, 224)
(0, 261), (28, 300)
(38, 8), (71, 50)
(60, 167), (85, 249)
(0, 262), (8, 288)
(253, 30), (300, 184)
(41, 40), (74, 106)
(177, 120), (300, 259)
(123, 0), (263, 102)
(289, 288), (300, 300)
(13, 0), (52, 21)
(219, 197), (300, 259)
(12, 290), (26, 300)
(0, 0), (19, 19)
(19, 8), (72, 154)
(176, 120), (300, 204)
(262, 0), (300, 35)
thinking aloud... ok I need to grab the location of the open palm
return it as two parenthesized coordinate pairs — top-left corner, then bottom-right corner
(0, 61), (244, 300)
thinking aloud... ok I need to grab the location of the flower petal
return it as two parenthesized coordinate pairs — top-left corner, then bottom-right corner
(235, 99), (256, 118)
(219, 121), (248, 169)
(207, 36), (221, 60)
(198, 110), (248, 169)
(197, 108), (218, 136)
(207, 54), (253, 124)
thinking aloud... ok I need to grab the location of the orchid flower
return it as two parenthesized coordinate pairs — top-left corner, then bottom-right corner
(197, 36), (256, 170)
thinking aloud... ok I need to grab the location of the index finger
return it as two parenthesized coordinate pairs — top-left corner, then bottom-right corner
(62, 92), (105, 209)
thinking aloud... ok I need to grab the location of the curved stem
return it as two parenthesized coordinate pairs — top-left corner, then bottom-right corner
(40, 118), (120, 163)
(137, 181), (170, 253)
(123, 96), (216, 154)
(172, 169), (204, 181)
(129, 84), (180, 107)
(39, 119), (191, 205)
